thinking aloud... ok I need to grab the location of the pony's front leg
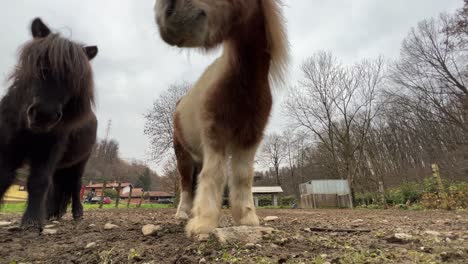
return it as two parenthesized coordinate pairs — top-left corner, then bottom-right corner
(229, 147), (259, 226)
(186, 148), (226, 238)
(22, 141), (63, 232)
(22, 164), (55, 231)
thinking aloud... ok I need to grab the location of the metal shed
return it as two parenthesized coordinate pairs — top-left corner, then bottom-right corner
(299, 180), (352, 208)
(252, 186), (283, 207)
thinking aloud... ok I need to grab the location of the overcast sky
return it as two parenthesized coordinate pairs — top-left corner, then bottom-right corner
(0, 0), (462, 172)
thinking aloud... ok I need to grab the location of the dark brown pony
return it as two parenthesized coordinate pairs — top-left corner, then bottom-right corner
(154, 0), (289, 238)
(0, 18), (98, 231)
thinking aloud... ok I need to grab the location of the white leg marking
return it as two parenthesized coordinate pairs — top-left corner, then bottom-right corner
(229, 147), (259, 226)
(176, 191), (192, 220)
(186, 148), (226, 238)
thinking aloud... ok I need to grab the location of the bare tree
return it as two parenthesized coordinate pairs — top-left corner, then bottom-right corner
(285, 51), (385, 191)
(144, 82), (190, 165)
(391, 13), (468, 132)
(260, 133), (287, 186)
(159, 156), (179, 194)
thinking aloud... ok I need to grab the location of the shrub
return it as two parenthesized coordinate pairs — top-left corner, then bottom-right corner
(280, 196), (296, 206)
(258, 195), (273, 207)
(103, 188), (118, 199)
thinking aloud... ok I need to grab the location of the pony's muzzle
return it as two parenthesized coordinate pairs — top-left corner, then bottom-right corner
(27, 103), (63, 131)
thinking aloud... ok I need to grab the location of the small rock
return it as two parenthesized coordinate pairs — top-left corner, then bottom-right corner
(85, 242), (97, 248)
(42, 228), (57, 235)
(142, 224), (161, 236)
(44, 224), (55, 229)
(255, 244), (262, 248)
(89, 224), (96, 227)
(292, 235), (305, 241)
(0, 221), (12, 227)
(197, 234), (210, 241)
(320, 254), (328, 259)
(212, 226), (275, 244)
(324, 262), (331, 264)
(386, 233), (415, 244)
(245, 243), (256, 249)
(303, 228), (311, 232)
(424, 230), (441, 236)
(104, 223), (118, 230)
(270, 243), (280, 249)
(199, 258), (206, 264)
(52, 221), (60, 224)
(352, 219), (364, 223)
(264, 216), (279, 222)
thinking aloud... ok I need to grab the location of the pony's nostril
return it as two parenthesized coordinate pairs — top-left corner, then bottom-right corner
(27, 104), (37, 118)
(56, 111), (63, 121)
(165, 0), (176, 17)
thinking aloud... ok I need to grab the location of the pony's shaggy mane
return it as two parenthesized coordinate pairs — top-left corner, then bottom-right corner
(262, 0), (289, 89)
(9, 33), (95, 106)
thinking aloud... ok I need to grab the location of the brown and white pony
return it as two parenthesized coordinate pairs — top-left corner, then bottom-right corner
(154, 0), (289, 238)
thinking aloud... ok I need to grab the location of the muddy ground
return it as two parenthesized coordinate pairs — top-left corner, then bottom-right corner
(0, 208), (467, 264)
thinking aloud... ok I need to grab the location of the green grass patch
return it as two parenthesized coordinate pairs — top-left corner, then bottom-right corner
(1, 202), (172, 213)
(0, 203), (26, 213)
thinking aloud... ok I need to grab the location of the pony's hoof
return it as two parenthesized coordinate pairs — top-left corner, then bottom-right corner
(175, 211), (189, 220)
(20, 222), (42, 233)
(185, 217), (217, 238)
(237, 213), (260, 227)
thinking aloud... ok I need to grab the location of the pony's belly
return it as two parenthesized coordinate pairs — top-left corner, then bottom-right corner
(177, 105), (203, 163)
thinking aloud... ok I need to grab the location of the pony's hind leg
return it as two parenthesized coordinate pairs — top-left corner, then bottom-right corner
(47, 159), (87, 221)
(186, 147), (226, 237)
(229, 147), (259, 226)
(46, 173), (66, 220)
(174, 137), (198, 220)
(69, 158), (89, 221)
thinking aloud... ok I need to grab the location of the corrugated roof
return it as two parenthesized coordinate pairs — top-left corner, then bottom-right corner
(252, 186), (283, 193)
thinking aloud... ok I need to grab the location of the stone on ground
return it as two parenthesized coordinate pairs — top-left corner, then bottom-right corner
(42, 229), (58, 235)
(44, 224), (55, 229)
(104, 223), (118, 230)
(142, 224), (161, 236)
(386, 233), (415, 244)
(0, 221), (12, 227)
(264, 216), (279, 222)
(212, 226), (275, 244)
(424, 230), (441, 236)
(86, 242), (97, 248)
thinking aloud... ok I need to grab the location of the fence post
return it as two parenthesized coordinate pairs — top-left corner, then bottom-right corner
(126, 187), (133, 208)
(379, 181), (387, 209)
(115, 182), (122, 208)
(347, 179), (354, 209)
(137, 191), (146, 208)
(432, 164), (449, 210)
(99, 181), (107, 209)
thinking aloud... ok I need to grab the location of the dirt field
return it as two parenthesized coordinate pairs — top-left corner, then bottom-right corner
(0, 208), (467, 264)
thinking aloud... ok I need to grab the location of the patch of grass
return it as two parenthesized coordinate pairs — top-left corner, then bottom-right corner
(221, 252), (243, 263)
(99, 246), (116, 264)
(258, 205), (291, 209)
(254, 256), (273, 264)
(0, 202), (171, 213)
(83, 203), (171, 210)
(0, 203), (26, 213)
